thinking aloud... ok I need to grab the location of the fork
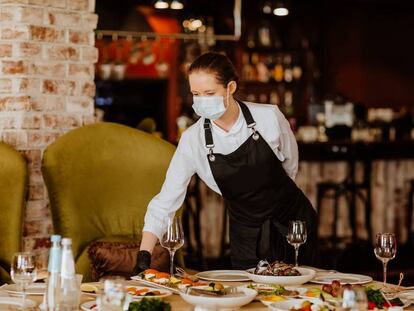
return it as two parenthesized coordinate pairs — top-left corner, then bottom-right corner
(175, 267), (198, 281)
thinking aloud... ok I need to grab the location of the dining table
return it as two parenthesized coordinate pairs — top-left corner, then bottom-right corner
(19, 269), (414, 310)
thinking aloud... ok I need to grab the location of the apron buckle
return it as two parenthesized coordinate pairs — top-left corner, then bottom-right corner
(208, 148), (216, 162)
(252, 127), (259, 141)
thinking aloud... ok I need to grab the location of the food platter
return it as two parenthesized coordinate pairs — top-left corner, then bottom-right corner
(245, 267), (316, 285)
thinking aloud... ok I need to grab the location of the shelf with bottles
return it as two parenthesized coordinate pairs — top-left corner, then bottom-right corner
(240, 51), (304, 85)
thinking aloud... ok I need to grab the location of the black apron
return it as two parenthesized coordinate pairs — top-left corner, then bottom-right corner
(204, 102), (318, 269)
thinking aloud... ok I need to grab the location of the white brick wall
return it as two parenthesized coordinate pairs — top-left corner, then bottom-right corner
(0, 0), (97, 267)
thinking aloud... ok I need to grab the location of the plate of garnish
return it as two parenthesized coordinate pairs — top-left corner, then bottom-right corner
(245, 260), (316, 285)
(125, 286), (172, 299)
(245, 283), (307, 306)
(131, 269), (206, 294)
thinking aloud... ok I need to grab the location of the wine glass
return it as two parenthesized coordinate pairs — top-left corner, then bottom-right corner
(160, 216), (184, 276)
(286, 220), (307, 267)
(374, 233), (397, 286)
(11, 252), (37, 309)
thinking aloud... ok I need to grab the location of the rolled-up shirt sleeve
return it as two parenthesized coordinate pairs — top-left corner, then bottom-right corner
(143, 131), (196, 239)
(274, 106), (299, 180)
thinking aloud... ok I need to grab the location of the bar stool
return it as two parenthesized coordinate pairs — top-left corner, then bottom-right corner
(316, 143), (373, 245)
(406, 179), (414, 246)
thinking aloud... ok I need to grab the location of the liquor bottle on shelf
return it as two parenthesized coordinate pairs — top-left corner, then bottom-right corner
(283, 54), (293, 83)
(273, 54), (284, 82)
(259, 93), (268, 103)
(284, 90), (297, 131)
(270, 91), (280, 105)
(251, 53), (260, 81)
(258, 21), (271, 47)
(246, 30), (256, 49)
(257, 55), (269, 82)
(247, 93), (256, 102)
(206, 17), (216, 47)
(241, 52), (254, 81)
(292, 55), (303, 81)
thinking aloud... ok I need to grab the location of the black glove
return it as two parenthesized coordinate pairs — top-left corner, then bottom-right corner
(135, 250), (151, 274)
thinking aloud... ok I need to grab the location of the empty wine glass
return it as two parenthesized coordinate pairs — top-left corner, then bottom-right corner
(160, 216), (184, 276)
(286, 220), (307, 267)
(11, 252), (37, 309)
(374, 233), (397, 286)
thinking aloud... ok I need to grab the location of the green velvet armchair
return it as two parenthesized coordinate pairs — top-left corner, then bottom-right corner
(42, 122), (179, 281)
(0, 143), (27, 284)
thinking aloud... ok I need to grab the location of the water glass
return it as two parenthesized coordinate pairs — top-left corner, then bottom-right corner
(11, 252), (37, 309)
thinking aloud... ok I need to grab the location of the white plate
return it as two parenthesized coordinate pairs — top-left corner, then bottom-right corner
(179, 285), (257, 309)
(269, 298), (323, 311)
(0, 297), (37, 308)
(397, 290), (414, 300)
(311, 272), (373, 285)
(246, 284), (308, 295)
(125, 285), (173, 299)
(80, 282), (104, 296)
(130, 276), (181, 294)
(80, 300), (98, 311)
(245, 267), (316, 285)
(196, 270), (250, 282)
(3, 283), (46, 296)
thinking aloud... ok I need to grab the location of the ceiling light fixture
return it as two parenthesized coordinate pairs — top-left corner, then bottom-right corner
(154, 0), (169, 9)
(262, 1), (272, 14)
(170, 0), (184, 10)
(273, 5), (289, 16)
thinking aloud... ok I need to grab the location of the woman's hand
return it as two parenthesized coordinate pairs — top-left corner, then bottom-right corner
(135, 231), (159, 273)
(135, 250), (151, 273)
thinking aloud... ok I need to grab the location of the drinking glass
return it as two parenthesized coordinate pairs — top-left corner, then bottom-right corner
(11, 252), (37, 309)
(96, 277), (127, 311)
(286, 220), (307, 267)
(374, 233), (397, 286)
(160, 216), (184, 275)
(339, 286), (368, 311)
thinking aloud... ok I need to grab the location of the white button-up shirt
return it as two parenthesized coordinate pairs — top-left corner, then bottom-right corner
(143, 102), (299, 239)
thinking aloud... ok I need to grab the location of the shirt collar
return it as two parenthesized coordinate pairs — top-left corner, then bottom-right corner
(211, 103), (244, 136)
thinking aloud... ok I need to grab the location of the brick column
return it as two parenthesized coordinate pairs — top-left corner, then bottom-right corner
(0, 0), (98, 266)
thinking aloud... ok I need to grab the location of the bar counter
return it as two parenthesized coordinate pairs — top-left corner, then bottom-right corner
(196, 140), (414, 258)
(296, 139), (414, 243)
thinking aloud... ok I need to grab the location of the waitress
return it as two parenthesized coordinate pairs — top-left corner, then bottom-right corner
(137, 52), (318, 271)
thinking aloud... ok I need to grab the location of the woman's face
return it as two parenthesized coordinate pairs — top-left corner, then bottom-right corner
(189, 71), (228, 99)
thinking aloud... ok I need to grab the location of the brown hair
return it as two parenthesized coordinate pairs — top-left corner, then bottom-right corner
(188, 52), (239, 88)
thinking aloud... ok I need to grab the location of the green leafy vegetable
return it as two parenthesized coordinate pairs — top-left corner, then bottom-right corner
(365, 287), (403, 309)
(128, 298), (171, 311)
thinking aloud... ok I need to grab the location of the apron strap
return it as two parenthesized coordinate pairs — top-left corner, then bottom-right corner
(203, 102), (259, 151)
(239, 102), (260, 140)
(238, 102), (256, 128)
(204, 118), (214, 148)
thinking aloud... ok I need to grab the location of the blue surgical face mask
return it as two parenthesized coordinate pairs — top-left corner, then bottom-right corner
(192, 88), (230, 120)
